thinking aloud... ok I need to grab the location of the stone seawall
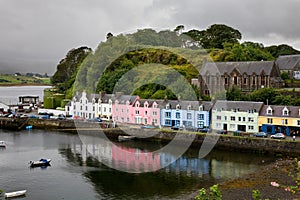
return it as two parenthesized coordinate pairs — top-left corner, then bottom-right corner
(26, 119), (300, 156)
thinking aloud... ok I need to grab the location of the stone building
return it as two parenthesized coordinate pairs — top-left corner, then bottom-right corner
(199, 61), (284, 96)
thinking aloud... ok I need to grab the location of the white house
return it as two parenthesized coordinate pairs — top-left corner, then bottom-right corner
(211, 100), (264, 133)
(70, 91), (113, 120)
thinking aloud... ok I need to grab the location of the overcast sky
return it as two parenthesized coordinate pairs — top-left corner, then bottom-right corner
(1, 0), (300, 75)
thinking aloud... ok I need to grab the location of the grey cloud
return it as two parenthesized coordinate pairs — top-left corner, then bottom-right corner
(0, 0), (299, 74)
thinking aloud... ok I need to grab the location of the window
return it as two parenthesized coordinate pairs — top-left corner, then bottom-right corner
(80, 106), (82, 110)
(135, 110), (139, 115)
(145, 111), (148, 115)
(127, 118), (129, 122)
(121, 109), (124, 113)
(248, 126), (254, 130)
(216, 115), (221, 120)
(243, 77), (247, 85)
(165, 119), (171, 125)
(230, 124), (235, 129)
(187, 113), (192, 119)
(197, 114), (204, 120)
(238, 117), (241, 121)
(267, 107), (272, 115)
(216, 123), (221, 128)
(252, 77), (256, 85)
(248, 117), (254, 122)
(298, 120), (300, 126)
(267, 118), (273, 124)
(233, 76), (238, 85)
(165, 112), (171, 118)
(199, 105), (203, 111)
(231, 116), (235, 121)
(281, 119), (288, 125)
(176, 105), (180, 110)
(144, 118), (148, 124)
(152, 119), (158, 124)
(198, 121), (204, 128)
(176, 112), (181, 119)
(93, 106), (95, 111)
(175, 120), (180, 126)
(153, 111), (157, 116)
(283, 108), (289, 116)
(109, 108), (111, 113)
(224, 77), (228, 85)
(243, 117), (246, 122)
(104, 107), (107, 112)
(186, 121), (192, 127)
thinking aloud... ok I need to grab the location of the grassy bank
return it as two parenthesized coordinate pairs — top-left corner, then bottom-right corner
(0, 74), (51, 86)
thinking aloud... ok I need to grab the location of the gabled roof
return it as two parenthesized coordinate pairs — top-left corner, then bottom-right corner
(213, 100), (264, 112)
(202, 61), (275, 76)
(115, 95), (138, 105)
(260, 105), (300, 118)
(159, 100), (212, 111)
(275, 54), (300, 70)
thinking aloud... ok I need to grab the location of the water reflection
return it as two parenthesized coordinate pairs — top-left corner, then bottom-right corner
(58, 133), (274, 199)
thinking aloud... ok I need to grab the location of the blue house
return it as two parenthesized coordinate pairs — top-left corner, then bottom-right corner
(159, 100), (212, 129)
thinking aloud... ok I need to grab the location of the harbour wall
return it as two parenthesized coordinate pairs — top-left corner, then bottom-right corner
(24, 119), (300, 156)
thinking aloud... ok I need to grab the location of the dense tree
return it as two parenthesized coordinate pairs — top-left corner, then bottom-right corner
(51, 46), (92, 95)
(184, 24), (242, 49)
(265, 44), (300, 58)
(210, 42), (274, 62)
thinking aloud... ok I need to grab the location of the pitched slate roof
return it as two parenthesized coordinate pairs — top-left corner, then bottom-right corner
(114, 95), (138, 104)
(260, 105), (300, 118)
(213, 100), (264, 112)
(158, 100), (213, 111)
(275, 54), (300, 70)
(202, 61), (275, 75)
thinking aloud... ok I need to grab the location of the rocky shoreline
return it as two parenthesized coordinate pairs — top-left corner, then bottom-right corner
(218, 158), (300, 200)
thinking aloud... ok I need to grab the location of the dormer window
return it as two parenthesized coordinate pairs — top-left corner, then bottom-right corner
(282, 107), (289, 116)
(109, 99), (112, 105)
(166, 104), (170, 109)
(266, 106), (272, 115)
(199, 105), (203, 111)
(176, 104), (180, 110)
(187, 105), (191, 111)
(145, 102), (149, 108)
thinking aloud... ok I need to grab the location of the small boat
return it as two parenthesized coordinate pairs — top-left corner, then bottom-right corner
(118, 135), (136, 142)
(4, 190), (26, 198)
(29, 158), (51, 168)
(0, 141), (6, 148)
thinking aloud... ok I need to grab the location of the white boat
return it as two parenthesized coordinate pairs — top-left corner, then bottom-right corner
(118, 135), (135, 142)
(0, 141), (6, 148)
(4, 190), (26, 198)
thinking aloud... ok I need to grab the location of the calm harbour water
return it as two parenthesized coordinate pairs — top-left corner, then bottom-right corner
(0, 129), (275, 200)
(0, 86), (276, 199)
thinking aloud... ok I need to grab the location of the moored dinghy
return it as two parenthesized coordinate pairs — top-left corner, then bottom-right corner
(4, 190), (27, 198)
(118, 135), (136, 142)
(29, 158), (51, 168)
(0, 141), (6, 148)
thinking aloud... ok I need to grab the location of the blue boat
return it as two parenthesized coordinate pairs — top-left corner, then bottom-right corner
(29, 158), (51, 168)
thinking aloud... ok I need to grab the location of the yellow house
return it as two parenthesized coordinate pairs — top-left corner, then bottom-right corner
(258, 105), (300, 136)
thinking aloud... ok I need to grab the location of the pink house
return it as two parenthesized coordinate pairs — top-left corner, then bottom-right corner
(131, 99), (161, 126)
(112, 95), (161, 126)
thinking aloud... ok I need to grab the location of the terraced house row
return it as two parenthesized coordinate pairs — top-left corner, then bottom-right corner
(67, 91), (300, 136)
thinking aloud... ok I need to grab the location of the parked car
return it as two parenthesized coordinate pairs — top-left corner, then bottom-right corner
(270, 133), (286, 139)
(171, 126), (183, 130)
(216, 130), (227, 134)
(197, 128), (210, 133)
(253, 132), (268, 138)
